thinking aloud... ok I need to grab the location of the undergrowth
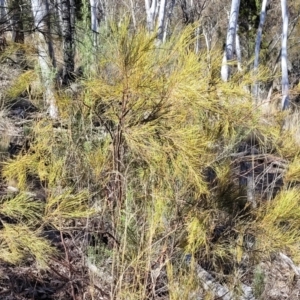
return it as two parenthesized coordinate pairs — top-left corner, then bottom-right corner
(1, 19), (300, 299)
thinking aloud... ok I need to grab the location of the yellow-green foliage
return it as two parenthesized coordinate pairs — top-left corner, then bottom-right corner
(7, 70), (37, 99)
(45, 189), (94, 220)
(284, 155), (300, 184)
(0, 223), (54, 267)
(1, 120), (94, 267)
(256, 189), (300, 262)
(3, 17), (300, 297)
(83, 20), (293, 297)
(86, 21), (266, 203)
(0, 193), (44, 224)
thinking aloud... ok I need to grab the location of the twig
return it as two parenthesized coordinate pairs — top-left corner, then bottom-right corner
(60, 228), (76, 300)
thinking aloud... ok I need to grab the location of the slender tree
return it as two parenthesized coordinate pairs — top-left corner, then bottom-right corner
(162, 0), (175, 43)
(60, 0), (75, 84)
(281, 0), (289, 110)
(253, 0), (268, 102)
(90, 0), (98, 47)
(145, 0), (157, 33)
(221, 0), (240, 81)
(235, 28), (242, 71)
(156, 0), (167, 43)
(10, 0), (24, 43)
(145, 0), (171, 44)
(31, 0), (58, 118)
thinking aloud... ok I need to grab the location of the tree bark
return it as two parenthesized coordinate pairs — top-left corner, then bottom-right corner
(281, 0), (289, 110)
(156, 0), (167, 43)
(31, 0), (58, 119)
(10, 0), (24, 43)
(235, 29), (242, 71)
(145, 0), (157, 33)
(0, 0), (6, 24)
(61, 0), (75, 84)
(221, 0), (240, 81)
(253, 0), (268, 102)
(90, 0), (98, 47)
(163, 0), (175, 43)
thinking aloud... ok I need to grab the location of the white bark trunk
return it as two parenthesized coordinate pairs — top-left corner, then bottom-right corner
(253, 0), (268, 101)
(129, 0), (136, 29)
(90, 0), (99, 47)
(281, 0), (289, 110)
(145, 0), (171, 44)
(221, 0), (240, 81)
(145, 0), (157, 33)
(163, 0), (175, 43)
(157, 0), (167, 43)
(235, 30), (242, 71)
(31, 0), (58, 119)
(195, 26), (201, 53)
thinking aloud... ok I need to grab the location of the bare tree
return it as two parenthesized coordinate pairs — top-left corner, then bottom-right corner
(221, 0), (240, 81)
(281, 0), (289, 110)
(145, 0), (171, 43)
(60, 0), (75, 84)
(90, 0), (99, 47)
(179, 0), (208, 24)
(31, 0), (58, 118)
(10, 0), (24, 43)
(156, 0), (167, 43)
(253, 0), (268, 102)
(145, 0), (157, 33)
(0, 0), (10, 41)
(235, 27), (242, 71)
(162, 0), (175, 42)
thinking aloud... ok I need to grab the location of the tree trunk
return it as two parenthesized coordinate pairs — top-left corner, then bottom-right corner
(235, 29), (242, 71)
(281, 0), (289, 110)
(61, 0), (75, 84)
(90, 0), (98, 47)
(129, 0), (136, 29)
(156, 0), (167, 43)
(145, 0), (171, 44)
(145, 0), (157, 33)
(10, 0), (24, 43)
(31, 0), (58, 119)
(253, 0), (268, 102)
(0, 0), (6, 25)
(221, 0), (240, 81)
(162, 0), (175, 43)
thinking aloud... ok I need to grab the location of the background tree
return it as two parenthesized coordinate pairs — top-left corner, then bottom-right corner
(10, 0), (24, 43)
(221, 0), (240, 81)
(90, 0), (99, 47)
(145, 0), (172, 43)
(253, 0), (268, 102)
(281, 0), (289, 110)
(31, 0), (58, 118)
(60, 0), (75, 84)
